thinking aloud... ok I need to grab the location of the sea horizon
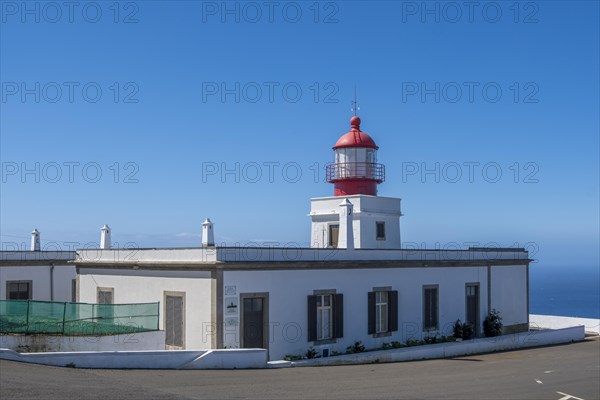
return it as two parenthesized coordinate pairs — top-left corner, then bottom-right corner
(529, 264), (599, 319)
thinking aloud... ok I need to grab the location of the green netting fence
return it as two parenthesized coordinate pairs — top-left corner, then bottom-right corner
(0, 300), (159, 335)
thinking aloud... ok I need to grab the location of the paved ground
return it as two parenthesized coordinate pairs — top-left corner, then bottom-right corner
(1, 338), (599, 400)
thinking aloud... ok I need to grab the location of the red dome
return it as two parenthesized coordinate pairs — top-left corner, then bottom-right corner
(333, 116), (379, 150)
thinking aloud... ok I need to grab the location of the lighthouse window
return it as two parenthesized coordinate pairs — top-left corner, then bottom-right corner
(376, 222), (386, 240)
(367, 149), (376, 163)
(328, 224), (339, 248)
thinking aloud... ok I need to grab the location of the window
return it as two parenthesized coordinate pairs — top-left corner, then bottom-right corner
(317, 294), (332, 340)
(376, 291), (388, 333)
(96, 287), (114, 323)
(97, 288), (113, 304)
(423, 286), (439, 331)
(6, 281), (32, 300)
(368, 289), (398, 335)
(328, 224), (339, 248)
(376, 222), (386, 240)
(165, 292), (185, 349)
(307, 292), (343, 342)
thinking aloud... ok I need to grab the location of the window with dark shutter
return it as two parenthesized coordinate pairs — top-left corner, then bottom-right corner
(307, 295), (317, 342)
(423, 286), (439, 331)
(333, 293), (343, 339)
(369, 290), (398, 335)
(6, 281), (31, 300)
(71, 279), (77, 302)
(308, 292), (343, 342)
(388, 290), (398, 332)
(376, 222), (385, 240)
(368, 292), (376, 334)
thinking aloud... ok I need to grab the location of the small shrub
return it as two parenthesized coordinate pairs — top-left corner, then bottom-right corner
(283, 354), (302, 361)
(346, 341), (366, 354)
(453, 319), (463, 339)
(424, 336), (438, 345)
(483, 309), (503, 337)
(406, 338), (420, 347)
(305, 347), (318, 359)
(382, 342), (392, 350)
(391, 341), (404, 349)
(462, 323), (474, 340)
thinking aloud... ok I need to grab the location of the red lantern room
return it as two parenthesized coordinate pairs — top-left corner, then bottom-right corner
(326, 116), (385, 196)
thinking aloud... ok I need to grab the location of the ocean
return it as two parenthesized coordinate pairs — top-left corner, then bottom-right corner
(529, 265), (600, 319)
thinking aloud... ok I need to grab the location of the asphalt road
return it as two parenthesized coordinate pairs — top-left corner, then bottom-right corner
(1, 338), (599, 400)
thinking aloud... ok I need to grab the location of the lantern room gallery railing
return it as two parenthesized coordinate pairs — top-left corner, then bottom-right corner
(326, 162), (385, 182)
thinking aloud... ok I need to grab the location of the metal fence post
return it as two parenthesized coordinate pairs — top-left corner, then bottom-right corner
(62, 302), (67, 334)
(25, 300), (30, 333)
(157, 302), (160, 330)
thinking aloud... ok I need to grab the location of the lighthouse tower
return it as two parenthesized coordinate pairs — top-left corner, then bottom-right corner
(310, 115), (402, 249)
(327, 115), (384, 196)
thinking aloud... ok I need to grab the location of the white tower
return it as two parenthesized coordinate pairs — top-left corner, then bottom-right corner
(100, 225), (111, 249)
(310, 115), (402, 249)
(338, 199), (354, 250)
(31, 229), (40, 251)
(202, 218), (215, 247)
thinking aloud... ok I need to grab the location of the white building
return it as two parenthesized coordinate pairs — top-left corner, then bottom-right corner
(0, 230), (77, 302)
(75, 115), (531, 360)
(0, 226), (115, 302)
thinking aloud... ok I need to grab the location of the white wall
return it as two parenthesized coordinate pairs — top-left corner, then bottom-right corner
(0, 331), (166, 352)
(0, 264), (76, 302)
(78, 268), (214, 350)
(309, 195), (402, 250)
(222, 266), (507, 361)
(491, 265), (529, 327)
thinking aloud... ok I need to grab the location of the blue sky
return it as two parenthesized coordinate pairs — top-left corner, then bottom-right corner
(1, 1), (598, 269)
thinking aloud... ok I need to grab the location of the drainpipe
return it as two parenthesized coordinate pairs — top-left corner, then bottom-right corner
(50, 263), (55, 301)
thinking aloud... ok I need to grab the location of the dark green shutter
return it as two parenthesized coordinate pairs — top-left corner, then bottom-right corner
(368, 291), (376, 334)
(333, 293), (344, 338)
(307, 295), (317, 342)
(389, 290), (398, 332)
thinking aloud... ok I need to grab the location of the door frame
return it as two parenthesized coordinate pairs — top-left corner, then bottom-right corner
(164, 290), (186, 350)
(239, 292), (269, 351)
(465, 283), (480, 336)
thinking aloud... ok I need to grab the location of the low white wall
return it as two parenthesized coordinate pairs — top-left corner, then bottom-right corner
(0, 331), (165, 353)
(530, 314), (599, 335)
(0, 348), (267, 369)
(181, 349), (268, 369)
(288, 326), (586, 367)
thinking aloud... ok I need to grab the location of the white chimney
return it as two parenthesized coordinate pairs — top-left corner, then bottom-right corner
(100, 225), (111, 249)
(338, 199), (354, 250)
(202, 218), (214, 247)
(31, 229), (40, 251)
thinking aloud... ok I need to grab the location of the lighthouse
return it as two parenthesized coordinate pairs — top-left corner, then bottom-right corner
(326, 115), (385, 196)
(310, 115), (402, 249)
